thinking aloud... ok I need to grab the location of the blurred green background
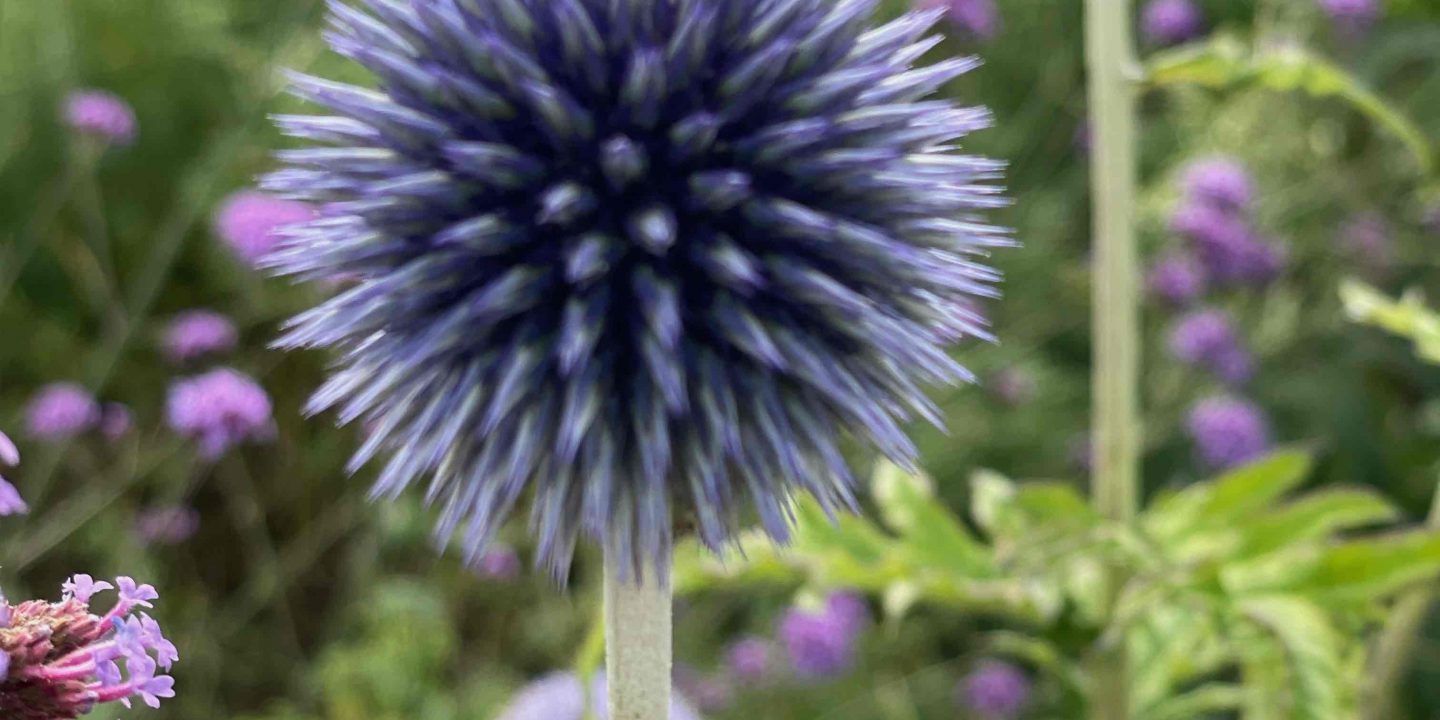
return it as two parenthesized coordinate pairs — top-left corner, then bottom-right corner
(2, 0), (1440, 717)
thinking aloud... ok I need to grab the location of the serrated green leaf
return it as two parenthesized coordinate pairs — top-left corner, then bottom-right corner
(1233, 488), (1397, 558)
(1144, 451), (1314, 548)
(1300, 531), (1440, 604)
(1238, 596), (1348, 720)
(872, 462), (995, 577)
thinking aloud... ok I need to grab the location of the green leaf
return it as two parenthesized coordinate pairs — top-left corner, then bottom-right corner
(1341, 279), (1440, 364)
(970, 468), (1018, 536)
(1298, 531), (1440, 604)
(1141, 684), (1246, 720)
(1146, 40), (1435, 174)
(1233, 488), (1397, 558)
(1238, 596), (1347, 720)
(1144, 451), (1314, 548)
(872, 462), (995, 577)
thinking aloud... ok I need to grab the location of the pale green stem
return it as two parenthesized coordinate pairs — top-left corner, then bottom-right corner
(604, 553), (672, 720)
(1085, 1), (1141, 720)
(1363, 480), (1440, 720)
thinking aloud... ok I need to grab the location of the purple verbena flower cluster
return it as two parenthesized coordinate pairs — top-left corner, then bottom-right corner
(1186, 396), (1270, 469)
(134, 506), (201, 546)
(916, 0), (1001, 40)
(268, 0), (1007, 580)
(214, 191), (316, 267)
(63, 91), (137, 146)
(958, 660), (1030, 719)
(0, 431), (26, 516)
(496, 671), (700, 720)
(1141, 0), (1204, 46)
(0, 575), (176, 718)
(163, 310), (239, 364)
(1168, 309), (1253, 386)
(779, 592), (869, 679)
(166, 368), (276, 460)
(25, 384), (102, 441)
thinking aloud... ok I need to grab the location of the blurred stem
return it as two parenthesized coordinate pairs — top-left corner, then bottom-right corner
(1085, 0), (1140, 719)
(604, 554), (672, 720)
(1364, 479), (1440, 720)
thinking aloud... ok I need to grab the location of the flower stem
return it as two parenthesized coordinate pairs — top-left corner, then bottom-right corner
(1363, 479), (1440, 720)
(1085, 0), (1140, 719)
(604, 553), (672, 720)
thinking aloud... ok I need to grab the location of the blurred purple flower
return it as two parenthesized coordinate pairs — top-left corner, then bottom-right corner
(1337, 213), (1393, 268)
(25, 383), (102, 441)
(1318, 0), (1380, 36)
(215, 191), (316, 266)
(1069, 433), (1095, 474)
(470, 545), (521, 580)
(163, 310), (239, 363)
(1425, 205), (1440, 236)
(1170, 202), (1283, 286)
(780, 592), (869, 679)
(959, 661), (1030, 719)
(0, 575), (176, 716)
(1187, 396), (1271, 469)
(1147, 254), (1207, 306)
(497, 672), (701, 720)
(135, 506), (200, 546)
(726, 637), (775, 683)
(1169, 309), (1254, 385)
(1141, 0), (1205, 46)
(674, 665), (732, 713)
(64, 90), (137, 145)
(989, 368), (1037, 407)
(101, 403), (134, 442)
(918, 0), (1001, 39)
(166, 368), (275, 459)
(1181, 157), (1253, 212)
(0, 431), (25, 517)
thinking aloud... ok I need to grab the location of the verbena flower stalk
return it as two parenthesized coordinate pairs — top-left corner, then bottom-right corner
(1084, 0), (1139, 719)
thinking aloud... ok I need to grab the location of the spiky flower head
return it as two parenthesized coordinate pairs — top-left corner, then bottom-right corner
(267, 0), (1006, 579)
(1187, 396), (1270, 470)
(497, 671), (701, 720)
(0, 431), (25, 517)
(63, 90), (137, 146)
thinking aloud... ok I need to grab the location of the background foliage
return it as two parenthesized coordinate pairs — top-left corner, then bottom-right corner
(2, 0), (1439, 717)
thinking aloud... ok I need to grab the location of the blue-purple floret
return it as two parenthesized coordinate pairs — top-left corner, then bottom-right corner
(266, 0), (1006, 580)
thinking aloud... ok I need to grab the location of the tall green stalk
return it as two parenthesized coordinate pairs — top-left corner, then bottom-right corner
(604, 553), (672, 720)
(1085, 1), (1140, 719)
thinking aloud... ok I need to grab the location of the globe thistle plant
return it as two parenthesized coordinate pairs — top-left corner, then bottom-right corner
(267, 0), (1006, 580)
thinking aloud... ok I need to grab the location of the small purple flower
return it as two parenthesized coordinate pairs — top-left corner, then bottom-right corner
(1318, 0), (1380, 37)
(497, 672), (701, 720)
(1147, 254), (1207, 306)
(166, 368), (276, 459)
(115, 577), (159, 610)
(1187, 396), (1271, 470)
(135, 506), (201, 546)
(989, 369), (1037, 407)
(101, 403), (134, 442)
(674, 665), (732, 713)
(1181, 157), (1253, 212)
(1168, 309), (1239, 364)
(470, 545), (521, 580)
(163, 310), (239, 363)
(1142, 0), (1205, 46)
(1170, 203), (1283, 286)
(726, 637), (774, 683)
(214, 191), (316, 266)
(63, 90), (137, 145)
(63, 574), (115, 603)
(25, 383), (101, 440)
(918, 0), (1001, 39)
(0, 431), (24, 517)
(780, 593), (868, 679)
(1337, 213), (1393, 268)
(959, 661), (1030, 719)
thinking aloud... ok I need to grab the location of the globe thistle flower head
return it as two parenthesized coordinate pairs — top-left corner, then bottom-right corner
(0, 575), (176, 717)
(163, 310), (239, 363)
(134, 506), (201, 546)
(0, 431), (25, 517)
(1147, 253), (1206, 306)
(779, 592), (868, 678)
(25, 383), (102, 441)
(1187, 396), (1270, 470)
(215, 191), (317, 266)
(497, 671), (701, 720)
(1141, 0), (1204, 46)
(917, 0), (1001, 40)
(268, 0), (1008, 581)
(166, 369), (276, 459)
(958, 661), (1030, 719)
(63, 90), (137, 145)
(1180, 156), (1252, 212)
